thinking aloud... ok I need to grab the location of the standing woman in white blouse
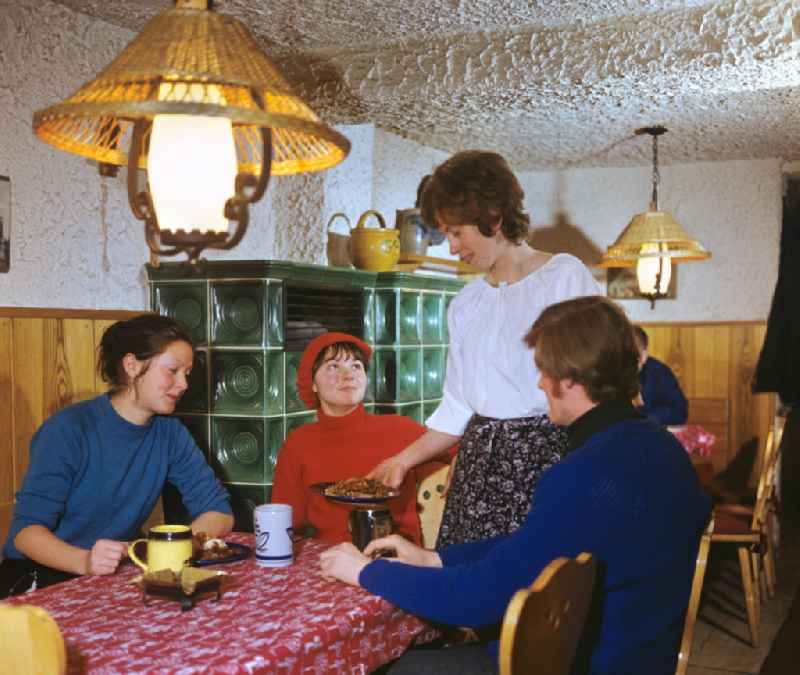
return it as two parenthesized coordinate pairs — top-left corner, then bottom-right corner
(369, 151), (599, 547)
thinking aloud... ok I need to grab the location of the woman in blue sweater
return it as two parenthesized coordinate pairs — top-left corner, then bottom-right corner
(321, 296), (711, 674)
(0, 314), (233, 596)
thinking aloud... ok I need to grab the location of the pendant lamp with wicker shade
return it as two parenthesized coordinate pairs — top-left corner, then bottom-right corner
(598, 126), (710, 306)
(32, 0), (350, 265)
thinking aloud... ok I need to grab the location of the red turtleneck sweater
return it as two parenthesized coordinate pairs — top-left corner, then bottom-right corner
(271, 404), (425, 544)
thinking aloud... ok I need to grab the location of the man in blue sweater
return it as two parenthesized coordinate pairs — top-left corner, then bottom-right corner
(634, 325), (688, 426)
(321, 296), (711, 674)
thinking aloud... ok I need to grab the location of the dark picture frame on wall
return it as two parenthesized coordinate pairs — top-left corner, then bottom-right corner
(606, 266), (677, 300)
(0, 176), (9, 273)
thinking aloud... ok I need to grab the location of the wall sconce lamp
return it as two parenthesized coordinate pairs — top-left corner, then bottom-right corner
(32, 0), (350, 265)
(598, 126), (710, 307)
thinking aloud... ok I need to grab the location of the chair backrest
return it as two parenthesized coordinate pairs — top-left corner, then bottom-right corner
(0, 603), (66, 674)
(499, 553), (597, 675)
(416, 462), (450, 548)
(675, 514), (714, 675)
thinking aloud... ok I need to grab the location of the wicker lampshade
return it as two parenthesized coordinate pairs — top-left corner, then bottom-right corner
(599, 126), (711, 271)
(32, 0), (349, 264)
(32, 0), (349, 176)
(597, 209), (711, 268)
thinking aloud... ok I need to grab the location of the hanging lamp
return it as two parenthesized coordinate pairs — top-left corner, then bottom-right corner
(598, 126), (710, 307)
(32, 0), (350, 265)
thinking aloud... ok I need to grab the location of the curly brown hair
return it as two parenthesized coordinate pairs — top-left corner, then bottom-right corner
(525, 296), (640, 404)
(420, 150), (530, 243)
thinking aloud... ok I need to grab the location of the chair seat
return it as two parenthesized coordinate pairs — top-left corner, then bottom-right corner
(713, 508), (753, 536)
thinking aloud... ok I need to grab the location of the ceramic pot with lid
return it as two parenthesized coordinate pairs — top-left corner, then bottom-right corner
(395, 208), (429, 257)
(350, 210), (400, 272)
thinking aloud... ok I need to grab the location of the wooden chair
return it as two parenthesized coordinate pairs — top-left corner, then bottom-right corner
(707, 430), (778, 647)
(675, 515), (714, 675)
(416, 461), (450, 549)
(0, 603), (66, 674)
(499, 553), (597, 675)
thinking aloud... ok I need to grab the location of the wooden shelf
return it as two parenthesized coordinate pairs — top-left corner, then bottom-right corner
(398, 253), (479, 275)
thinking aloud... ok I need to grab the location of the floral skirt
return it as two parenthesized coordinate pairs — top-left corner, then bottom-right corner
(436, 414), (567, 548)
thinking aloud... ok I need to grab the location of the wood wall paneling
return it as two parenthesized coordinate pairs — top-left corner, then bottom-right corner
(641, 322), (775, 485)
(0, 319), (14, 528)
(0, 311), (776, 552)
(0, 310), (135, 553)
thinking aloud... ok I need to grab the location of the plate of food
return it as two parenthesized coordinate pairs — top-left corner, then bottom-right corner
(311, 478), (401, 504)
(192, 533), (252, 566)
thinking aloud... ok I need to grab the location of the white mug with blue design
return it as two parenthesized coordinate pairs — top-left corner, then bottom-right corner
(254, 503), (294, 568)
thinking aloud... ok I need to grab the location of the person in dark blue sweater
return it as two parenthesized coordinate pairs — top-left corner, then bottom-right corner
(0, 314), (233, 597)
(321, 296), (711, 675)
(634, 325), (688, 426)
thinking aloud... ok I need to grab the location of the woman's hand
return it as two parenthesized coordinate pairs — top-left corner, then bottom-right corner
(367, 454), (410, 489)
(320, 543), (370, 586)
(85, 539), (128, 576)
(363, 535), (442, 568)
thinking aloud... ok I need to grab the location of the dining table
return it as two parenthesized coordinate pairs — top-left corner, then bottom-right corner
(668, 424), (717, 459)
(6, 533), (431, 674)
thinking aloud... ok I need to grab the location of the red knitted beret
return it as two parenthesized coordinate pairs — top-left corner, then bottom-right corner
(296, 332), (372, 409)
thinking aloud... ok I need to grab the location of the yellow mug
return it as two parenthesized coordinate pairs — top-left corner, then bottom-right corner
(128, 524), (193, 574)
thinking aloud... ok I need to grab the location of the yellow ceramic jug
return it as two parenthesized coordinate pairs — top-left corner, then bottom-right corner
(350, 210), (400, 272)
(129, 524), (193, 573)
(0, 603), (66, 674)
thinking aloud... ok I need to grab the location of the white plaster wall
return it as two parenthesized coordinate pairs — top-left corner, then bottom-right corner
(0, 0), (785, 320)
(0, 0), (377, 308)
(518, 158), (783, 322)
(372, 130), (452, 258)
(0, 0), (150, 309)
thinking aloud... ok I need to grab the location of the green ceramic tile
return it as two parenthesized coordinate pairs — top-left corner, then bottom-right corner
(224, 484), (269, 533)
(362, 289), (375, 344)
(266, 282), (284, 347)
(364, 361), (375, 404)
(284, 411), (316, 438)
(444, 293), (456, 342)
(284, 350), (305, 413)
(211, 417), (269, 484)
(265, 420), (283, 481)
(152, 282), (208, 345)
(374, 290), (422, 345)
(422, 347), (445, 399)
(374, 402), (424, 424)
(212, 351), (266, 415)
(399, 291), (422, 344)
(177, 415), (209, 458)
(175, 350), (208, 413)
(265, 351), (284, 415)
(374, 289), (398, 345)
(210, 281), (265, 346)
(423, 400), (440, 422)
(373, 348), (422, 403)
(422, 292), (445, 344)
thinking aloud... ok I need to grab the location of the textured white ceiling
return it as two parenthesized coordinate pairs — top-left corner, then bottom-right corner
(51, 0), (800, 169)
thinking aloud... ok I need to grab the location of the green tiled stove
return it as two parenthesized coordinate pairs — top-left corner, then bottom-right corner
(147, 260), (465, 531)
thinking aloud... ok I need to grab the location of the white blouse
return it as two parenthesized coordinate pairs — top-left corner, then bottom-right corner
(426, 253), (600, 436)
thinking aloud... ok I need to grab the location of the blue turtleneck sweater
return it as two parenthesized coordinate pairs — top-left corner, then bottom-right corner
(359, 401), (711, 674)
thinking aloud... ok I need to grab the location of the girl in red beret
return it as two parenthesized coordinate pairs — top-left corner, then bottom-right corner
(271, 332), (424, 544)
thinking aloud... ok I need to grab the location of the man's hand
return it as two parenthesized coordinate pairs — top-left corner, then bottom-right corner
(319, 543), (370, 586)
(363, 535), (442, 568)
(85, 539), (128, 576)
(366, 455), (409, 489)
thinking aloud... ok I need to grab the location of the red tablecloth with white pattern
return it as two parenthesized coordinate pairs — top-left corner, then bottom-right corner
(668, 424), (717, 459)
(7, 535), (429, 674)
